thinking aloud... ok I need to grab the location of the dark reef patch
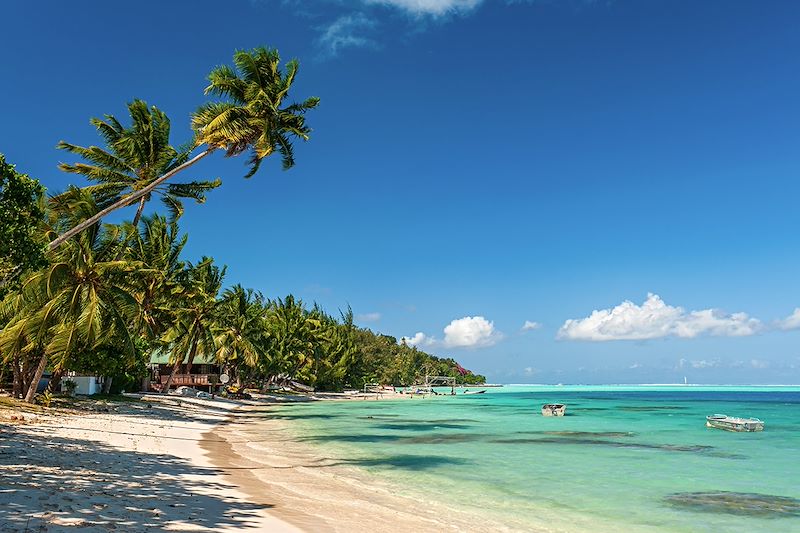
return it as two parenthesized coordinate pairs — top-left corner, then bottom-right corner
(664, 491), (800, 517)
(617, 405), (688, 412)
(333, 454), (470, 471)
(397, 433), (485, 445)
(375, 422), (471, 431)
(489, 437), (746, 459)
(517, 431), (636, 438)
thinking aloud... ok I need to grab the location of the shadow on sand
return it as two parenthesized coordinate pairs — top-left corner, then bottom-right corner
(0, 426), (272, 532)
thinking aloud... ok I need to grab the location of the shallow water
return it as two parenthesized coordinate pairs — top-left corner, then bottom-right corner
(279, 386), (800, 532)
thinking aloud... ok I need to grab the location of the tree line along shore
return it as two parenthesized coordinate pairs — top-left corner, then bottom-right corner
(0, 46), (485, 405)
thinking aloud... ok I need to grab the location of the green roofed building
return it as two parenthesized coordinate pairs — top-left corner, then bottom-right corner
(148, 349), (221, 392)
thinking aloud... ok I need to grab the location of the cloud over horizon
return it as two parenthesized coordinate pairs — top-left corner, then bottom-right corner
(402, 315), (501, 349)
(443, 315), (500, 347)
(558, 293), (762, 341)
(400, 331), (433, 346)
(777, 308), (800, 330)
(521, 320), (542, 331)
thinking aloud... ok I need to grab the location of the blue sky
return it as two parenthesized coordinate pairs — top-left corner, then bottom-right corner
(3, 0), (800, 383)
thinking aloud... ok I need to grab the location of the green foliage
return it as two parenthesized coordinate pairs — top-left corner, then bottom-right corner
(0, 154), (47, 297)
(0, 45), (482, 398)
(35, 389), (53, 407)
(62, 379), (77, 396)
(193, 47), (320, 177)
(57, 99), (221, 225)
(0, 189), (140, 371)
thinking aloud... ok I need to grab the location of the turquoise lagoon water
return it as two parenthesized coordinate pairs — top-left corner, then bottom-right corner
(275, 386), (800, 532)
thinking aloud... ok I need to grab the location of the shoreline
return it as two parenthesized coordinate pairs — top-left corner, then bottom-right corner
(205, 403), (534, 532)
(1, 394), (525, 532)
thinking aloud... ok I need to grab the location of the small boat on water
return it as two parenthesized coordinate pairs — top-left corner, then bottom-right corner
(706, 414), (764, 432)
(463, 389), (486, 394)
(542, 404), (566, 417)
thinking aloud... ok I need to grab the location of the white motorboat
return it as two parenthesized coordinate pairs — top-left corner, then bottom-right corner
(541, 403), (566, 417)
(706, 414), (764, 432)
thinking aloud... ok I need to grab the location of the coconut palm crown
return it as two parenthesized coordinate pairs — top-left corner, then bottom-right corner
(192, 47), (320, 178)
(57, 100), (221, 226)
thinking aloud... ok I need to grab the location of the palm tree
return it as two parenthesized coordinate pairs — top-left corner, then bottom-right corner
(122, 215), (188, 339)
(214, 285), (266, 381)
(57, 99), (221, 228)
(0, 188), (140, 402)
(262, 295), (322, 386)
(160, 257), (224, 393)
(49, 47), (319, 251)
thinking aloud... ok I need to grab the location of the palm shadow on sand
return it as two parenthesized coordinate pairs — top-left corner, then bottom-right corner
(0, 426), (272, 532)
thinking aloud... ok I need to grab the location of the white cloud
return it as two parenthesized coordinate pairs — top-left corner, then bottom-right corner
(402, 315), (501, 350)
(558, 293), (762, 341)
(357, 312), (381, 322)
(365, 0), (482, 16)
(443, 316), (500, 348)
(750, 359), (770, 369)
(521, 320), (542, 331)
(523, 366), (537, 376)
(317, 13), (378, 55)
(690, 359), (721, 369)
(400, 332), (432, 347)
(777, 308), (800, 330)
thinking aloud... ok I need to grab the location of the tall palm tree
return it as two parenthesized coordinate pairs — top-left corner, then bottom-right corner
(0, 188), (140, 402)
(121, 215), (188, 339)
(49, 47), (319, 251)
(214, 285), (266, 376)
(262, 295), (322, 385)
(57, 99), (221, 228)
(160, 257), (224, 393)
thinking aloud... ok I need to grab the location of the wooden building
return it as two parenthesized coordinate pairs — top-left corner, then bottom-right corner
(148, 350), (221, 392)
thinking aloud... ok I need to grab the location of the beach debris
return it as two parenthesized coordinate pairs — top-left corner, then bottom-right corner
(664, 491), (800, 517)
(175, 386), (213, 399)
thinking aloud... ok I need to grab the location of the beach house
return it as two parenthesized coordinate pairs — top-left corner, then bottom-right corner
(148, 350), (222, 392)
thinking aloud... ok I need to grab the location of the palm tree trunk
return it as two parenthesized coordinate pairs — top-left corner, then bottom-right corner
(130, 197), (147, 227)
(102, 376), (113, 394)
(47, 368), (65, 394)
(12, 353), (22, 398)
(48, 148), (215, 251)
(162, 339), (197, 394)
(24, 354), (48, 404)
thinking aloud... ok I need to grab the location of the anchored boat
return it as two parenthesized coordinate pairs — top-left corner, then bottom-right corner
(706, 414), (764, 432)
(542, 403), (566, 417)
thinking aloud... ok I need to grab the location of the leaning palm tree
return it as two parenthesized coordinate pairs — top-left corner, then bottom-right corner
(49, 47), (320, 251)
(57, 99), (221, 227)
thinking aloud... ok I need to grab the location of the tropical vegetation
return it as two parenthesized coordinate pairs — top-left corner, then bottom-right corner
(0, 46), (484, 404)
(0, 155), (46, 297)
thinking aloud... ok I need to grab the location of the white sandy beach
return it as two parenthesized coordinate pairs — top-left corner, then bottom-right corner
(0, 397), (300, 533)
(0, 395), (528, 533)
